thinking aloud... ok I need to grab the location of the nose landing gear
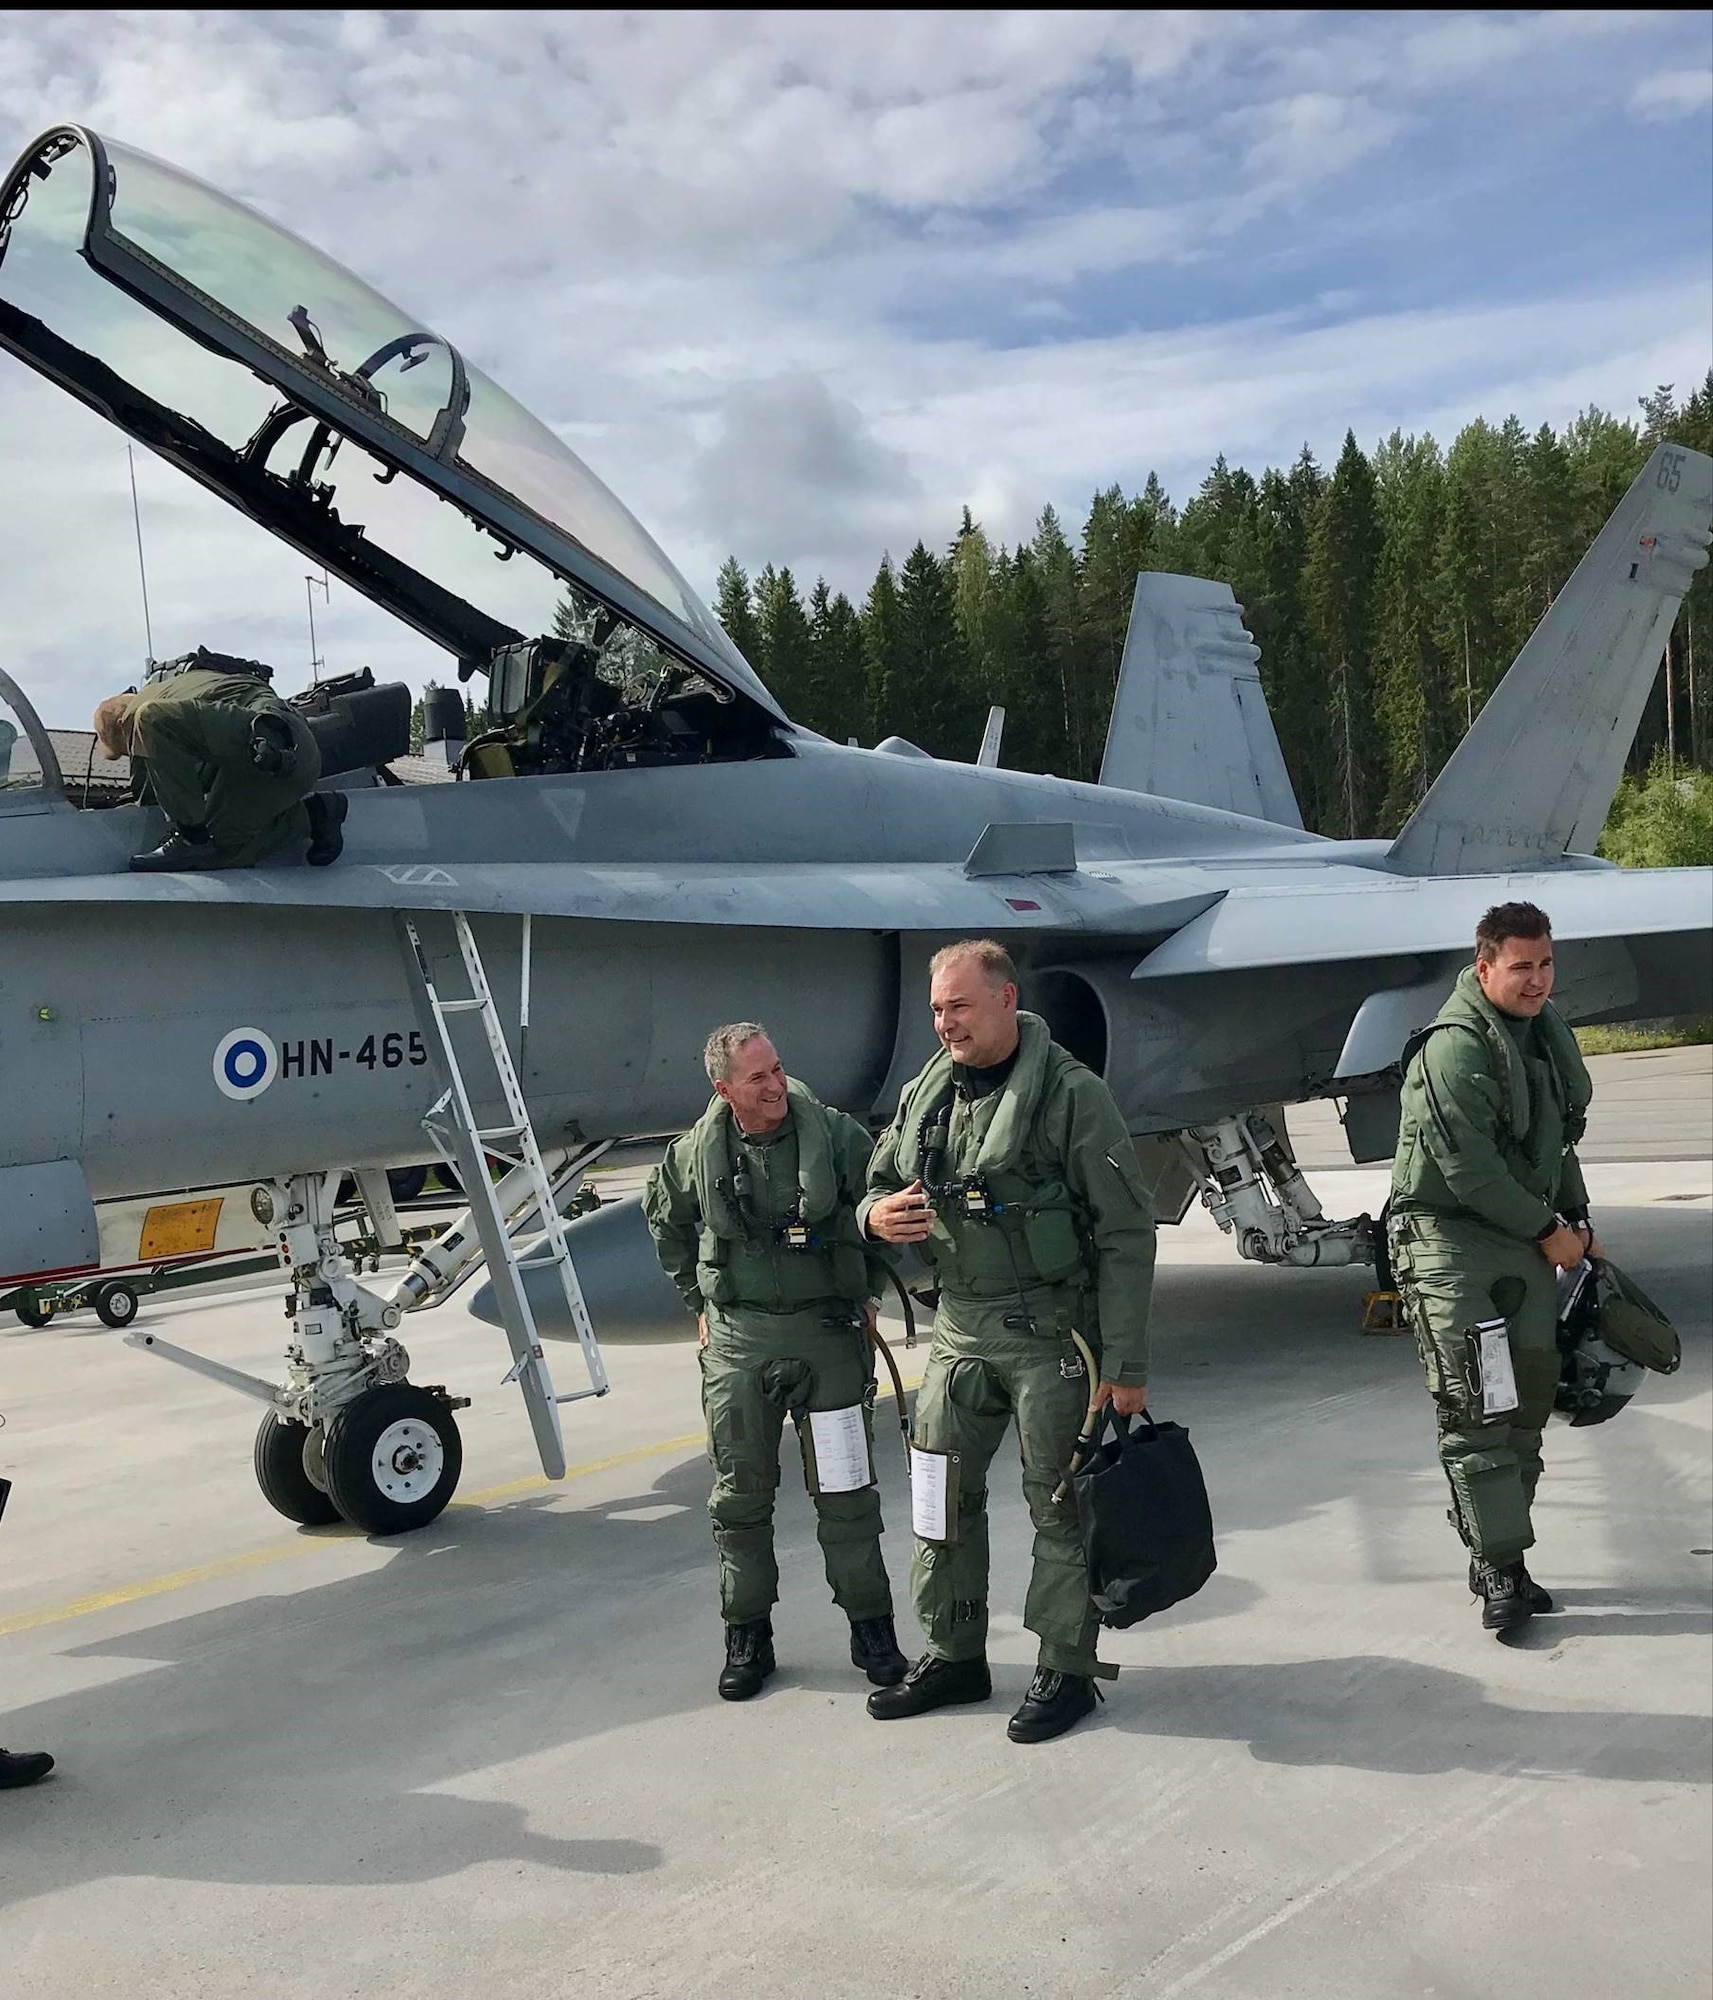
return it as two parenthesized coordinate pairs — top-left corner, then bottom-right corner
(132, 1169), (471, 1536)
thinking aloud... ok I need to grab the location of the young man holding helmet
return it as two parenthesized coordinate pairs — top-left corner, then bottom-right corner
(1388, 902), (1599, 1631)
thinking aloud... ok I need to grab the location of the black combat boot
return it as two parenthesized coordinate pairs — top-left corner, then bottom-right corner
(718, 1617), (776, 1701)
(305, 791), (349, 867)
(849, 1614), (908, 1687)
(0, 1748), (54, 1789)
(1007, 1668), (1101, 1744)
(1470, 1557), (1552, 1614)
(867, 1652), (991, 1720)
(1473, 1560), (1535, 1630)
(129, 824), (220, 872)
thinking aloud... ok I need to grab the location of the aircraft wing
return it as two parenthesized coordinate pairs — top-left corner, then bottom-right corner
(0, 854), (1226, 938)
(1133, 863), (1711, 975)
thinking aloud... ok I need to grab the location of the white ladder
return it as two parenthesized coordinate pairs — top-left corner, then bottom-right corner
(400, 911), (608, 1480)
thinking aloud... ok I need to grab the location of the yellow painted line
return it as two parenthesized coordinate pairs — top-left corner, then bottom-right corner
(0, 1372), (924, 1641)
(450, 1430), (705, 1510)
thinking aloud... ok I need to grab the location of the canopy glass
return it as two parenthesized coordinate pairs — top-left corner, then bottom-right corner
(0, 126), (775, 713)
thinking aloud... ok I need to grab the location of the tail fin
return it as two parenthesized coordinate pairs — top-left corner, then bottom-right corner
(1099, 573), (1303, 826)
(1388, 441), (1713, 876)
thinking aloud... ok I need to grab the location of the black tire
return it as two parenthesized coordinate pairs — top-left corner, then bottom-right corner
(322, 1382), (463, 1535)
(386, 1165), (429, 1205)
(14, 1296), (54, 1329)
(94, 1281), (141, 1329)
(254, 1411), (342, 1527)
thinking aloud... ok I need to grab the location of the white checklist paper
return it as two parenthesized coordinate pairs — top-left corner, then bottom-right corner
(809, 1406), (871, 1493)
(910, 1447), (950, 1541)
(1476, 1319), (1519, 1417)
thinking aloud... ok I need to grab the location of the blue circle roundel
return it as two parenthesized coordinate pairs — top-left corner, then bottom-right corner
(213, 1027), (278, 1102)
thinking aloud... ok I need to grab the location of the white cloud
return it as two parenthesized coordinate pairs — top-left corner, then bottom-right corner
(1630, 67), (1713, 121)
(0, 9), (1708, 725)
(1242, 92), (1401, 195)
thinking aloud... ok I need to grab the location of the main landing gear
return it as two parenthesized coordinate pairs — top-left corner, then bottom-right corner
(1183, 1112), (1375, 1268)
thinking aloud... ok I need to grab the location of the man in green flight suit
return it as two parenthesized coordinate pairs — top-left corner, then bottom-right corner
(645, 1022), (909, 1702)
(862, 939), (1157, 1743)
(94, 648), (346, 872)
(1389, 901), (1599, 1632)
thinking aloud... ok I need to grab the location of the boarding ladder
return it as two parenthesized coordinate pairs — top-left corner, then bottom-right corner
(399, 912), (608, 1480)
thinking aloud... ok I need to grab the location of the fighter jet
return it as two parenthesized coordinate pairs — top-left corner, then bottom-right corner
(1, 123), (1708, 1535)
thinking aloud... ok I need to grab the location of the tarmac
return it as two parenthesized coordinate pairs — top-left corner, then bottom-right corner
(1, 1048), (1708, 1999)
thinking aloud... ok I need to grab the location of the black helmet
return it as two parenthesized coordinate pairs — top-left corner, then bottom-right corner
(1553, 1262), (1643, 1427)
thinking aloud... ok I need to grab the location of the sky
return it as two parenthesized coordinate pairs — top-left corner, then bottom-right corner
(0, 8), (1710, 727)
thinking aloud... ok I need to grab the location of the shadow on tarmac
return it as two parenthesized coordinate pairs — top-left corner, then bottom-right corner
(0, 1202), (1705, 1905)
(1102, 1651), (1710, 1780)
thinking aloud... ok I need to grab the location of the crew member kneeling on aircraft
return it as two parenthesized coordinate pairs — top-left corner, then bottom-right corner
(862, 940), (1157, 1744)
(1388, 902), (1598, 1632)
(93, 651), (346, 871)
(644, 1023), (908, 1701)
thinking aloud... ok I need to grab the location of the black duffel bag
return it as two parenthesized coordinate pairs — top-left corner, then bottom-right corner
(1072, 1408), (1217, 1628)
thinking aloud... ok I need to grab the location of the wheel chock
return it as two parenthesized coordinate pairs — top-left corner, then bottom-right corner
(1361, 1290), (1406, 1335)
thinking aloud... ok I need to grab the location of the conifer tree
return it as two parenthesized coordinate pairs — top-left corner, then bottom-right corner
(1248, 450), (1326, 827)
(713, 557), (760, 666)
(895, 541), (979, 757)
(752, 564), (813, 716)
(1372, 430), (1448, 828)
(1029, 506), (1082, 773)
(861, 555), (905, 740)
(807, 578), (866, 743)
(1308, 431), (1384, 837)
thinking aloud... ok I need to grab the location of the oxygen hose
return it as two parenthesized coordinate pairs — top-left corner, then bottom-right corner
(1052, 1329), (1103, 1506)
(885, 1266), (918, 1350)
(868, 1304), (913, 1462)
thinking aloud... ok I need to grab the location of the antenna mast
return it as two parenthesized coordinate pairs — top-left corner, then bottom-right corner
(126, 444), (155, 669)
(305, 570), (329, 685)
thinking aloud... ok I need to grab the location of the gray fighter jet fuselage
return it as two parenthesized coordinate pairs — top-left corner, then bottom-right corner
(1, 122), (1708, 1532)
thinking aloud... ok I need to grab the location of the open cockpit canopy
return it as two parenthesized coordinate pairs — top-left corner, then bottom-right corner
(0, 124), (783, 723)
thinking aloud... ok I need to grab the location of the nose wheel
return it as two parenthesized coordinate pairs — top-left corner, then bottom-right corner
(253, 1410), (342, 1527)
(321, 1382), (465, 1534)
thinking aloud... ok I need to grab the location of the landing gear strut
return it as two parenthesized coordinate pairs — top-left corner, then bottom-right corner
(126, 1170), (470, 1535)
(1183, 1112), (1375, 1268)
(265, 1169), (468, 1533)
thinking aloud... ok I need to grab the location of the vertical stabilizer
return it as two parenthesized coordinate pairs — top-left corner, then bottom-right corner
(1099, 574), (1303, 827)
(1388, 441), (1713, 876)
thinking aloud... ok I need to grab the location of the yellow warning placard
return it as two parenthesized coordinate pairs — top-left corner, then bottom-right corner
(139, 1198), (224, 1261)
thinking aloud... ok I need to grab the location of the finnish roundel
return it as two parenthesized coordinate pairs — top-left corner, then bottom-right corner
(213, 1027), (278, 1102)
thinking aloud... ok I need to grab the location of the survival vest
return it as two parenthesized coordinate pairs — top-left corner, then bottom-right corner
(1393, 966), (1591, 1218)
(890, 1012), (1092, 1300)
(686, 1079), (871, 1311)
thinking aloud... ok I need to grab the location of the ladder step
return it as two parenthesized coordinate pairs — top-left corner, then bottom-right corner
(404, 910), (608, 1455)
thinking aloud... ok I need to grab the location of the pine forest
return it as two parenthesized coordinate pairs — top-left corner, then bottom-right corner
(713, 376), (1713, 863)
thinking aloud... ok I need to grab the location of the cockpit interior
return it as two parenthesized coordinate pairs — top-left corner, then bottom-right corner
(0, 123), (793, 800)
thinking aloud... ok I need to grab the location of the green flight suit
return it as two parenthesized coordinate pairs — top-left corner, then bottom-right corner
(860, 1012), (1157, 1679)
(128, 668), (319, 865)
(1388, 966), (1592, 1566)
(645, 1080), (897, 1627)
